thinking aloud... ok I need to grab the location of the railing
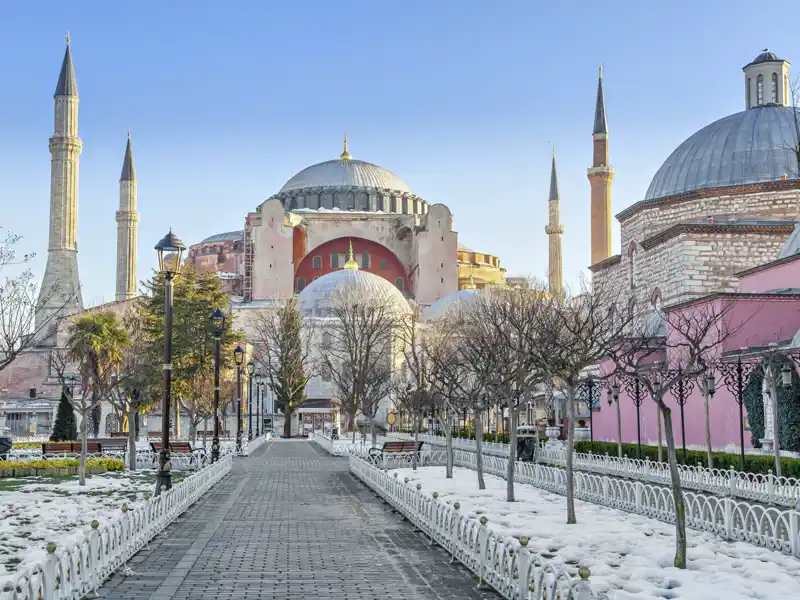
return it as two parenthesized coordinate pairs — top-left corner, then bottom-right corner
(537, 446), (800, 508)
(243, 433), (267, 456)
(0, 453), (233, 600)
(312, 430), (402, 456)
(416, 433), (510, 457)
(449, 450), (800, 559)
(350, 453), (601, 600)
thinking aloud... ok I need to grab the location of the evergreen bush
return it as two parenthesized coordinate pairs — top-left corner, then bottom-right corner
(50, 388), (78, 442)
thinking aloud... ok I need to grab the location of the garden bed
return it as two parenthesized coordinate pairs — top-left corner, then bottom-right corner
(391, 466), (800, 600)
(0, 457), (125, 478)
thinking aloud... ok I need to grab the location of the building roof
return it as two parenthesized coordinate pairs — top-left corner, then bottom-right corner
(298, 268), (411, 317)
(120, 132), (135, 181)
(644, 106), (800, 202)
(199, 230), (244, 244)
(54, 38), (77, 97)
(279, 158), (411, 194)
(422, 289), (480, 322)
(745, 49), (784, 68)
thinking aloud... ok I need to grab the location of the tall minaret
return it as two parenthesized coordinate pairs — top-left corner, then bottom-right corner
(587, 65), (614, 266)
(35, 35), (84, 342)
(545, 149), (564, 296)
(116, 132), (139, 301)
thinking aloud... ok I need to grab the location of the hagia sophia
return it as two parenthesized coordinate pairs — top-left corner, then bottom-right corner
(4, 39), (800, 448)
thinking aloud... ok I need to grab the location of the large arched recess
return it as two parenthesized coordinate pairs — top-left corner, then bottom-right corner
(294, 236), (407, 292)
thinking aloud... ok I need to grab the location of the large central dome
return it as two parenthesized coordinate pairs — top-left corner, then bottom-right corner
(280, 158), (411, 194)
(645, 105), (800, 201)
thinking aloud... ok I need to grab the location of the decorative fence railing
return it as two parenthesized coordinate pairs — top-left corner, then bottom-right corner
(0, 453), (233, 600)
(447, 450), (800, 559)
(350, 453), (602, 600)
(537, 446), (800, 508)
(312, 431), (402, 456)
(416, 433), (510, 457)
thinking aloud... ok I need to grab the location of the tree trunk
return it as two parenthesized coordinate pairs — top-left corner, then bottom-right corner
(657, 411), (663, 463)
(412, 418), (419, 471)
(90, 403), (101, 438)
(283, 408), (293, 439)
(79, 409), (88, 486)
(370, 419), (377, 446)
(203, 417), (208, 448)
(127, 406), (137, 471)
(615, 396), (623, 458)
(190, 420), (197, 444)
(475, 410), (486, 490)
(506, 402), (517, 502)
(443, 410), (454, 479)
(769, 373), (782, 477)
(659, 400), (687, 568)
(565, 385), (576, 524)
(703, 388), (713, 469)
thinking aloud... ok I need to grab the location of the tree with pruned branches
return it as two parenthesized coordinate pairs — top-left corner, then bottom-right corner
(604, 296), (747, 569)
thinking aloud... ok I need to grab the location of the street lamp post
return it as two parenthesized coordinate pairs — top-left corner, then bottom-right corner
(154, 230), (186, 496)
(254, 375), (261, 437)
(246, 360), (254, 441)
(210, 309), (225, 463)
(578, 377), (603, 453)
(233, 345), (245, 454)
(609, 381), (622, 458)
(623, 376), (644, 459)
(667, 370), (696, 464)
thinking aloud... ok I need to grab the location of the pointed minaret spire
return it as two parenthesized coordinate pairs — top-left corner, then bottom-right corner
(545, 149), (564, 297)
(54, 34), (78, 97)
(116, 132), (139, 301)
(593, 64), (607, 135)
(340, 132), (352, 160)
(120, 130), (135, 181)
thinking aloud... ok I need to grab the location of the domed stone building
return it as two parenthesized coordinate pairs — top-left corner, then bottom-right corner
(591, 51), (800, 308)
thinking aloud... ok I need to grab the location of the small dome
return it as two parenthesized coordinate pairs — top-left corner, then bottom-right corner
(422, 289), (480, 322)
(748, 50), (783, 66)
(298, 269), (410, 317)
(280, 159), (411, 194)
(778, 224), (800, 259)
(199, 230), (244, 244)
(644, 106), (800, 201)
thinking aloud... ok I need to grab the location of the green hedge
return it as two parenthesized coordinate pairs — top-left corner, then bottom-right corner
(573, 440), (800, 478)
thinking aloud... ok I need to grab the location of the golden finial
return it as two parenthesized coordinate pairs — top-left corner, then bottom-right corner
(343, 239), (359, 270)
(463, 273), (476, 290)
(340, 132), (352, 160)
(66, 31), (71, 46)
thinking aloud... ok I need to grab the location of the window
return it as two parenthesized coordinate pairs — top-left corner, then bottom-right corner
(772, 73), (778, 103)
(395, 277), (405, 290)
(296, 277), (306, 292)
(379, 258), (387, 270)
(361, 251), (370, 269)
(747, 78), (751, 107)
(757, 74), (764, 105)
(785, 74), (789, 104)
(627, 242), (637, 290)
(312, 255), (322, 269)
(330, 253), (339, 269)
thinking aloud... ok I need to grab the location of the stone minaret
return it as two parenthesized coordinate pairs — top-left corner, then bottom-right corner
(116, 132), (139, 301)
(545, 150), (564, 296)
(587, 65), (614, 266)
(35, 35), (84, 342)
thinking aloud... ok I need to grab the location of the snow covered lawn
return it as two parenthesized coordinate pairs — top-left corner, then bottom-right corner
(0, 471), (180, 581)
(392, 466), (800, 600)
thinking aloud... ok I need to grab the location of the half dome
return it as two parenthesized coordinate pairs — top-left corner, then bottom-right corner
(280, 158), (411, 194)
(644, 106), (800, 201)
(422, 289), (480, 322)
(298, 269), (411, 318)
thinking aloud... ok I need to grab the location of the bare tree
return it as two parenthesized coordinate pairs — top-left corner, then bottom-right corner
(532, 277), (637, 524)
(252, 298), (317, 439)
(0, 229), (74, 370)
(322, 287), (400, 444)
(604, 297), (746, 568)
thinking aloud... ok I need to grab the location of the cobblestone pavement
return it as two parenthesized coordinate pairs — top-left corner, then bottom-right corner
(99, 440), (498, 600)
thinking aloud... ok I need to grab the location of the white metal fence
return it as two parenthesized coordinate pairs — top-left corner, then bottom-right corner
(350, 453), (602, 600)
(0, 454), (233, 600)
(416, 433), (510, 456)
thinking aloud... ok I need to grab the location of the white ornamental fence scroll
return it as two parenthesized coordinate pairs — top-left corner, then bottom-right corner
(0, 454), (233, 600)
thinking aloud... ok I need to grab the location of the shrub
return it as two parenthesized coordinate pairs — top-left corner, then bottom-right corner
(0, 457), (125, 471)
(573, 440), (800, 478)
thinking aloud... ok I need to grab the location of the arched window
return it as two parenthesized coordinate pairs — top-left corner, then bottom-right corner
(361, 251), (370, 269)
(747, 78), (751, 107)
(395, 277), (405, 291)
(650, 287), (662, 309)
(312, 255), (322, 269)
(772, 73), (778, 103)
(296, 277), (306, 292)
(757, 74), (764, 105)
(785, 74), (789, 104)
(627, 242), (637, 290)
(379, 258), (387, 270)
(330, 253), (339, 269)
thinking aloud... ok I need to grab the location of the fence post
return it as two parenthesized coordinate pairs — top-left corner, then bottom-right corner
(768, 470), (775, 505)
(790, 508), (800, 558)
(573, 567), (596, 600)
(635, 482), (642, 514)
(42, 542), (59, 598)
(729, 466), (736, 498)
(477, 516), (490, 588)
(723, 497), (734, 540)
(517, 537), (532, 596)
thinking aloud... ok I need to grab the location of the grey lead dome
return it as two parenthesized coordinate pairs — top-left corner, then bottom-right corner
(280, 158), (411, 194)
(644, 105), (800, 202)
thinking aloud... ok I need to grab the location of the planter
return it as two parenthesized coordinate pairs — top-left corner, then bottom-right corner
(0, 465), (110, 478)
(545, 426), (562, 439)
(573, 427), (591, 442)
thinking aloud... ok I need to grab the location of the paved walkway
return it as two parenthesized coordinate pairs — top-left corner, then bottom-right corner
(99, 440), (497, 600)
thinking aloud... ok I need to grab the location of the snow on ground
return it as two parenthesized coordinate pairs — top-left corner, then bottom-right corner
(392, 466), (800, 600)
(0, 471), (169, 581)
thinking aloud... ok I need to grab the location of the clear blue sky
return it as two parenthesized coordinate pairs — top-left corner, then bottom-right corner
(1, 1), (798, 305)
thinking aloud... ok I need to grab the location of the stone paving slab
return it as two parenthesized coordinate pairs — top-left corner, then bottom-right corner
(98, 440), (498, 600)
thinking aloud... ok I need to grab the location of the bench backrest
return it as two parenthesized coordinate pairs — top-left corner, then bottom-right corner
(110, 431), (128, 438)
(150, 441), (163, 451)
(43, 442), (73, 453)
(171, 442), (193, 452)
(382, 441), (407, 452)
(85, 442), (101, 453)
(100, 439), (128, 450)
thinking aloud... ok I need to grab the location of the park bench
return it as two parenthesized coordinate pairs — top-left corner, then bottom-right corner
(110, 431), (128, 438)
(150, 440), (207, 469)
(367, 440), (424, 467)
(98, 438), (128, 456)
(42, 441), (102, 457)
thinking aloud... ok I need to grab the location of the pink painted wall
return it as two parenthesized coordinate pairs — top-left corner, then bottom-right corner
(738, 255), (800, 293)
(594, 295), (800, 452)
